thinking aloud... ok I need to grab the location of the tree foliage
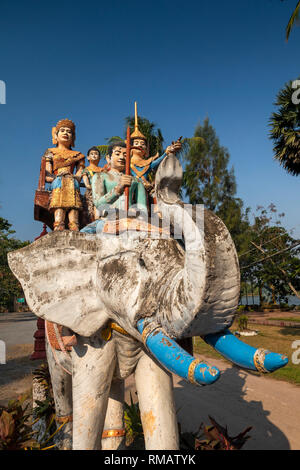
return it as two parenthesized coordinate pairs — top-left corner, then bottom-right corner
(183, 118), (237, 210)
(97, 136), (124, 158)
(0, 217), (29, 311)
(239, 204), (300, 305)
(182, 118), (250, 255)
(269, 78), (300, 175)
(285, 0), (300, 40)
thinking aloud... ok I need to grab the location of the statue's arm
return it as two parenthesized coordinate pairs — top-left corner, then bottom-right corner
(82, 170), (91, 189)
(75, 156), (85, 181)
(44, 150), (55, 183)
(149, 152), (166, 170)
(92, 173), (120, 211)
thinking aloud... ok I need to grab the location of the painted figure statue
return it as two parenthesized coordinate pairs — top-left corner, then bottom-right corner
(130, 102), (181, 195)
(8, 147), (288, 450)
(82, 146), (103, 221)
(81, 140), (147, 234)
(44, 119), (85, 231)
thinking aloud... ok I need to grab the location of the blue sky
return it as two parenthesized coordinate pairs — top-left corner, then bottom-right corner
(0, 0), (299, 241)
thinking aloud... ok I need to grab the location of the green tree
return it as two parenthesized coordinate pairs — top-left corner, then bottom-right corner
(285, 0), (300, 40)
(97, 136), (124, 158)
(182, 118), (250, 254)
(239, 205), (300, 305)
(0, 217), (29, 311)
(183, 118), (236, 209)
(269, 78), (300, 176)
(217, 198), (251, 255)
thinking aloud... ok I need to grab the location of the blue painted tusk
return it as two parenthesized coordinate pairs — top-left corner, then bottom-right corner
(137, 319), (220, 386)
(203, 329), (288, 373)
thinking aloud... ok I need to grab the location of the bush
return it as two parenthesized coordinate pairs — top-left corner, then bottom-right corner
(237, 315), (248, 331)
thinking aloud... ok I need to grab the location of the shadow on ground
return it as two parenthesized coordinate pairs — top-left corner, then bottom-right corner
(279, 327), (300, 336)
(174, 365), (290, 450)
(0, 355), (42, 388)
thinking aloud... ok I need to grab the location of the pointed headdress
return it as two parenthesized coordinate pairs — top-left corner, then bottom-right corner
(130, 102), (146, 141)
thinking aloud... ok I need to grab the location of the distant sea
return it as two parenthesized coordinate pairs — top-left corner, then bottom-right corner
(240, 295), (300, 306)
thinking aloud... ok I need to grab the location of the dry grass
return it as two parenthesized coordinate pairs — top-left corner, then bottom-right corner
(193, 321), (300, 386)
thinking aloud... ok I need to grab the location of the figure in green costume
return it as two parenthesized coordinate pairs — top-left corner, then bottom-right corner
(81, 141), (147, 234)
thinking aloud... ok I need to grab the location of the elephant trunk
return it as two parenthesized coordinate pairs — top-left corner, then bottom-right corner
(137, 319), (220, 386)
(153, 153), (240, 339)
(153, 154), (287, 375)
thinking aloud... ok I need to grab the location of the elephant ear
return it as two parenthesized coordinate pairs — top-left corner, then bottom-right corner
(8, 231), (109, 336)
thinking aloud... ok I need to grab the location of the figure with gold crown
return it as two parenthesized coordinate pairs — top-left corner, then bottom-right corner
(130, 102), (182, 198)
(44, 119), (85, 231)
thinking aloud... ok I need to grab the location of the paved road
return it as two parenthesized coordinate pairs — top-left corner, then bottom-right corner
(0, 312), (37, 346)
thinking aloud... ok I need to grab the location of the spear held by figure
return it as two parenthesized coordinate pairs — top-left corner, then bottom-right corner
(125, 125), (131, 212)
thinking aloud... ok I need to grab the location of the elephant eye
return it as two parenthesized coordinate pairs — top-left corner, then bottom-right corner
(139, 258), (146, 268)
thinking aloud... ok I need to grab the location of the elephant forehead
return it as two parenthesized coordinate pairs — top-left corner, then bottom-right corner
(99, 254), (140, 287)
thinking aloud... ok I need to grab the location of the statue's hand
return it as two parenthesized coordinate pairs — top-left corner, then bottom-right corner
(143, 180), (154, 192)
(115, 175), (133, 194)
(45, 172), (55, 183)
(166, 142), (182, 155)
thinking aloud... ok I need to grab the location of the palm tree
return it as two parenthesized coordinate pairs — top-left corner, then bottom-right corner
(96, 136), (124, 157)
(269, 78), (300, 175)
(286, 1), (300, 40)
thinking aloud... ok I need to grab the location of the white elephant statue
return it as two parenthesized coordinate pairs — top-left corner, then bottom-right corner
(8, 154), (288, 450)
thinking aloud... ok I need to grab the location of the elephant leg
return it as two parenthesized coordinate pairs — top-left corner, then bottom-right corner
(45, 339), (73, 450)
(135, 353), (179, 450)
(101, 379), (125, 450)
(72, 336), (116, 450)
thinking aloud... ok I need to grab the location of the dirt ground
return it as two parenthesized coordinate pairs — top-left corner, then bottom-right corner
(0, 344), (43, 406)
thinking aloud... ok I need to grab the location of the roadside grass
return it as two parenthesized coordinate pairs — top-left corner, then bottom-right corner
(193, 321), (300, 386)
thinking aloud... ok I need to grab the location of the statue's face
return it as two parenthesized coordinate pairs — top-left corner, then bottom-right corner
(132, 138), (147, 158)
(56, 127), (73, 146)
(108, 146), (127, 172)
(87, 150), (100, 165)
